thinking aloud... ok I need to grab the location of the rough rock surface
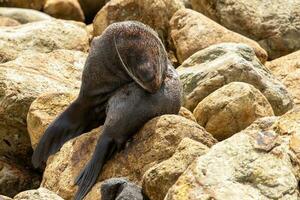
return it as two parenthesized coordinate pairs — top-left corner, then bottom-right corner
(193, 82), (274, 140)
(178, 107), (196, 122)
(13, 188), (63, 200)
(0, 195), (12, 200)
(39, 114), (216, 199)
(0, 159), (40, 197)
(165, 109), (300, 200)
(191, 0), (300, 60)
(0, 0), (46, 10)
(0, 19), (89, 63)
(93, 0), (184, 41)
(0, 16), (21, 27)
(0, 8), (52, 24)
(0, 50), (86, 163)
(266, 50), (300, 109)
(142, 138), (209, 200)
(43, 0), (85, 22)
(178, 43), (293, 115)
(27, 92), (77, 149)
(170, 9), (267, 64)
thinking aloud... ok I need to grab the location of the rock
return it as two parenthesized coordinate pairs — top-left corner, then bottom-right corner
(13, 188), (63, 200)
(0, 7), (53, 24)
(266, 51), (300, 109)
(0, 159), (40, 197)
(0, 16), (20, 26)
(83, 182), (101, 200)
(193, 82), (274, 140)
(0, 50), (86, 163)
(178, 107), (196, 122)
(191, 0), (300, 60)
(0, 0), (46, 10)
(101, 178), (146, 200)
(170, 9), (267, 64)
(27, 92), (77, 149)
(40, 114), (216, 199)
(93, 0), (184, 41)
(78, 0), (107, 23)
(178, 43), (293, 116)
(0, 8), (52, 24)
(0, 19), (89, 63)
(142, 138), (209, 200)
(165, 109), (300, 200)
(43, 0), (85, 22)
(0, 195), (12, 200)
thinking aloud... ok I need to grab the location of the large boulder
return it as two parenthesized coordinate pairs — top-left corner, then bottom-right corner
(93, 0), (184, 41)
(0, 159), (40, 197)
(0, 0), (46, 10)
(165, 109), (300, 200)
(40, 114), (216, 199)
(266, 50), (300, 109)
(178, 43), (293, 116)
(0, 8), (52, 24)
(169, 8), (267, 64)
(0, 19), (89, 63)
(13, 188), (63, 200)
(191, 0), (300, 60)
(142, 138), (209, 200)
(0, 195), (12, 200)
(43, 0), (85, 22)
(0, 50), (86, 163)
(193, 82), (274, 140)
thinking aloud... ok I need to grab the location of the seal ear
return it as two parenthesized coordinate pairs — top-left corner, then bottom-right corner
(32, 100), (91, 168)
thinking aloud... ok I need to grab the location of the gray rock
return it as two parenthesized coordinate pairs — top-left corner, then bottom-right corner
(178, 43), (293, 116)
(101, 178), (147, 200)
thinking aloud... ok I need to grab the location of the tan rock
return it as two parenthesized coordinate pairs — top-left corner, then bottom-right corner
(0, 0), (46, 10)
(193, 82), (274, 140)
(40, 115), (216, 199)
(170, 8), (267, 64)
(165, 109), (300, 200)
(266, 50), (300, 109)
(178, 107), (196, 122)
(83, 182), (101, 200)
(0, 50), (86, 163)
(13, 188), (63, 200)
(178, 43), (293, 116)
(93, 0), (184, 40)
(44, 0), (85, 22)
(0, 195), (12, 200)
(27, 92), (77, 149)
(142, 137), (209, 200)
(191, 0), (300, 60)
(0, 19), (89, 63)
(0, 8), (52, 24)
(0, 159), (40, 197)
(0, 16), (20, 26)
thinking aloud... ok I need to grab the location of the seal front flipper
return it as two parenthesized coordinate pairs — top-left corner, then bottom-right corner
(32, 99), (93, 168)
(74, 133), (116, 200)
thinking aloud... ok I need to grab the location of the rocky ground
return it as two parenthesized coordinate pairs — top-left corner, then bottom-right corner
(0, 0), (299, 199)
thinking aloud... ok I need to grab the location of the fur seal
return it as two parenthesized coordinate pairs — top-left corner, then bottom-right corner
(32, 21), (181, 200)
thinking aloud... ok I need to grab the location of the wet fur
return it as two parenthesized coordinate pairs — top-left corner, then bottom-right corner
(32, 21), (181, 200)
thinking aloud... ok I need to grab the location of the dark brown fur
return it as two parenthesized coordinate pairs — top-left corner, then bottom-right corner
(32, 21), (181, 200)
